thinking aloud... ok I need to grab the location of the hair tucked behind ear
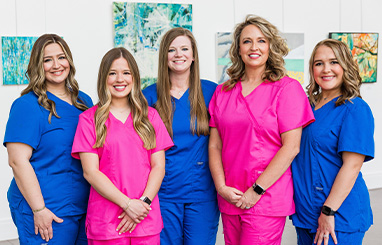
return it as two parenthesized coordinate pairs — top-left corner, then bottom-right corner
(22, 34), (88, 123)
(93, 47), (156, 149)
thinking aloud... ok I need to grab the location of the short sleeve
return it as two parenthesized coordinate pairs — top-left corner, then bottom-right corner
(338, 101), (374, 162)
(149, 108), (174, 154)
(142, 84), (157, 107)
(277, 79), (315, 134)
(4, 96), (42, 149)
(71, 110), (98, 159)
(208, 87), (219, 128)
(78, 91), (94, 108)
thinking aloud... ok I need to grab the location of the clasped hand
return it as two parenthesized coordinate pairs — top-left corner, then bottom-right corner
(117, 199), (151, 234)
(235, 187), (261, 209)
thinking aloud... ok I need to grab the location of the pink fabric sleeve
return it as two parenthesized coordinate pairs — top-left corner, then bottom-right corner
(149, 108), (174, 154)
(208, 86), (220, 128)
(71, 110), (98, 159)
(277, 79), (315, 134)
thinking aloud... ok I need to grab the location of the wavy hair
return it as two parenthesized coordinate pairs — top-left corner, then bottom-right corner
(21, 34), (88, 122)
(224, 15), (288, 90)
(93, 47), (156, 149)
(307, 39), (362, 106)
(155, 27), (209, 137)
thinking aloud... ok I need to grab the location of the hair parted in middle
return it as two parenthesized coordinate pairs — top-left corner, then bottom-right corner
(94, 47), (156, 149)
(224, 14), (289, 91)
(155, 27), (209, 137)
(307, 39), (362, 107)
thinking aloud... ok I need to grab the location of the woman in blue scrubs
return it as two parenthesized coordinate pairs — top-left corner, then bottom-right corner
(4, 34), (93, 244)
(291, 39), (374, 245)
(143, 28), (220, 245)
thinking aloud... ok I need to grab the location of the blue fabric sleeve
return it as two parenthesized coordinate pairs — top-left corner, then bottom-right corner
(78, 91), (93, 107)
(142, 84), (158, 106)
(338, 99), (374, 162)
(4, 95), (43, 149)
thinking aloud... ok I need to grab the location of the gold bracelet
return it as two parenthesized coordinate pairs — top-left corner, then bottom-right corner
(123, 199), (131, 211)
(32, 206), (46, 213)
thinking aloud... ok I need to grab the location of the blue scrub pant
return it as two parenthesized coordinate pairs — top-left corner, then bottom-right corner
(296, 227), (365, 245)
(10, 208), (87, 245)
(160, 199), (220, 245)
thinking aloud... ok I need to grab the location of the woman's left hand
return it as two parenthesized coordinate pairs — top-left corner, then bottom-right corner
(235, 187), (261, 209)
(314, 213), (338, 245)
(116, 212), (137, 234)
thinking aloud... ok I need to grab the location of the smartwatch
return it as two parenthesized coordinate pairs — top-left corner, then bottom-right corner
(140, 196), (152, 206)
(321, 205), (336, 216)
(252, 183), (266, 195)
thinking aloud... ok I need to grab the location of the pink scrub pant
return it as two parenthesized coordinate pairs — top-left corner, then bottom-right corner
(88, 234), (160, 245)
(221, 213), (286, 245)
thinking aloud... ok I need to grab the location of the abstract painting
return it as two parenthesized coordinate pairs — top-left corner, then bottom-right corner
(330, 33), (378, 83)
(216, 32), (232, 84)
(281, 33), (304, 84)
(2, 36), (38, 85)
(113, 2), (192, 88)
(215, 32), (304, 84)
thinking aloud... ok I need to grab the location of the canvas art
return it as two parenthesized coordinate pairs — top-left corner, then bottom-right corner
(280, 33), (304, 84)
(215, 32), (304, 84)
(2, 36), (38, 85)
(330, 33), (378, 83)
(113, 2), (192, 88)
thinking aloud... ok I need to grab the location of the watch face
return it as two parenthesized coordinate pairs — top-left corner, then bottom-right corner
(321, 205), (335, 215)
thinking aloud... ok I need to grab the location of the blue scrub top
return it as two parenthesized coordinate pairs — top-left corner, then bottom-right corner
(4, 91), (93, 217)
(143, 80), (217, 203)
(291, 97), (374, 232)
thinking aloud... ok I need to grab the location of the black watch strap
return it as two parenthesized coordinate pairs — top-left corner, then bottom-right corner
(140, 196), (152, 205)
(252, 183), (266, 195)
(321, 205), (336, 216)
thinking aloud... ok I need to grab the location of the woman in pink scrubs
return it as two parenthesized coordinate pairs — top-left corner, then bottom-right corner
(71, 47), (173, 244)
(208, 15), (314, 244)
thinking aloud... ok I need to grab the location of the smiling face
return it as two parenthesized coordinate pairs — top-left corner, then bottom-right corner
(167, 35), (194, 75)
(43, 43), (70, 88)
(313, 45), (344, 95)
(239, 24), (270, 71)
(107, 57), (133, 102)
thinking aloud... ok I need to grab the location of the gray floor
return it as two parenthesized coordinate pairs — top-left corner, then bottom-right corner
(2, 188), (381, 244)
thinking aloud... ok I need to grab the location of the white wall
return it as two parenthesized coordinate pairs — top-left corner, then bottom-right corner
(0, 0), (381, 241)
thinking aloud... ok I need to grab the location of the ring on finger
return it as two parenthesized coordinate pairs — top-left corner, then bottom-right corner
(323, 234), (329, 238)
(245, 206), (250, 209)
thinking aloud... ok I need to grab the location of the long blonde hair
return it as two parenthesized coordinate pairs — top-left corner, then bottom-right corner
(307, 39), (362, 106)
(93, 47), (156, 149)
(224, 15), (289, 91)
(156, 27), (209, 137)
(21, 34), (88, 122)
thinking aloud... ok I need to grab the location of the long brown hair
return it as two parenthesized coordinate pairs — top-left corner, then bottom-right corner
(224, 15), (288, 91)
(21, 34), (88, 122)
(156, 27), (209, 137)
(93, 47), (156, 149)
(307, 39), (362, 106)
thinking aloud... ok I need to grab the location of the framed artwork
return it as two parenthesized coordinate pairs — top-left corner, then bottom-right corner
(113, 2), (192, 88)
(215, 32), (304, 84)
(330, 32), (378, 83)
(2, 36), (38, 85)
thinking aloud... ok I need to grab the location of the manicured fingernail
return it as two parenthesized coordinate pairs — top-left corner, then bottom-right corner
(116, 228), (118, 231)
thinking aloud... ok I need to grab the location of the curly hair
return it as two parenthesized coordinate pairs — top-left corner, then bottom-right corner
(224, 15), (288, 90)
(21, 34), (88, 122)
(93, 47), (156, 150)
(155, 27), (209, 137)
(307, 39), (362, 106)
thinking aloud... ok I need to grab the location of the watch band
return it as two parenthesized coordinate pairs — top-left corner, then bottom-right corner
(252, 183), (266, 195)
(140, 196), (152, 206)
(321, 205), (336, 216)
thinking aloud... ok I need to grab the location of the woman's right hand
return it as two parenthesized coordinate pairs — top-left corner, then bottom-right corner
(33, 207), (63, 242)
(124, 199), (151, 223)
(218, 185), (243, 205)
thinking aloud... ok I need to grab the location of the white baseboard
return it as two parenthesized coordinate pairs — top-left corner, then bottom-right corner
(364, 172), (382, 190)
(0, 218), (17, 241)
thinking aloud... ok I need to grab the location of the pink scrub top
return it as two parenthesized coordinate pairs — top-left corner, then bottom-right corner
(209, 77), (314, 216)
(72, 106), (173, 240)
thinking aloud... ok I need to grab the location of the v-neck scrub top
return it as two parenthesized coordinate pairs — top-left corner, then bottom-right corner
(291, 97), (374, 232)
(4, 91), (93, 217)
(209, 77), (315, 216)
(143, 80), (218, 202)
(71, 106), (173, 240)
